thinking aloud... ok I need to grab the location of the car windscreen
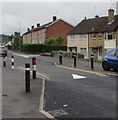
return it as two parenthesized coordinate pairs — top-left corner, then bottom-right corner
(106, 49), (116, 56)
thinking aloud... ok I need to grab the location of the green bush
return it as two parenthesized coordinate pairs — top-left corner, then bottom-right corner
(7, 45), (12, 50)
(20, 43), (67, 53)
(44, 36), (64, 45)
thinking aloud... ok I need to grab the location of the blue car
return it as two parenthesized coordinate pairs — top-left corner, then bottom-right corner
(102, 48), (118, 71)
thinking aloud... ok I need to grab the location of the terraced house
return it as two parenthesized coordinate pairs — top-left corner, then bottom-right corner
(22, 16), (74, 45)
(67, 9), (118, 59)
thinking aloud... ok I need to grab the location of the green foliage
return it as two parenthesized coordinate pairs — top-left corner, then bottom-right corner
(12, 32), (22, 51)
(44, 36), (64, 45)
(7, 45), (12, 50)
(44, 38), (55, 44)
(20, 43), (67, 53)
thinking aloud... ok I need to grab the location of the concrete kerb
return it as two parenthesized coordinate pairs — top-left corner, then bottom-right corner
(38, 76), (56, 119)
(16, 64), (55, 119)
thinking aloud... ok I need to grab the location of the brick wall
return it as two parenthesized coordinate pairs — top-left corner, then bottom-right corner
(46, 20), (74, 45)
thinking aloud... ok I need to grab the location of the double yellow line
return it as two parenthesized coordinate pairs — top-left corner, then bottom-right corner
(56, 65), (106, 77)
(17, 66), (51, 80)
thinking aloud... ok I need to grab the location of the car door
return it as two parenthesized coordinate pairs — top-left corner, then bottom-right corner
(107, 49), (117, 69)
(114, 49), (118, 70)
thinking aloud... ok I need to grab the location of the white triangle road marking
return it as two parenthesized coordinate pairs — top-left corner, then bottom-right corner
(72, 74), (86, 79)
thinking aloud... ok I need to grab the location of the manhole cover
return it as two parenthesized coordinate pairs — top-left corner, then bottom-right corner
(48, 109), (68, 117)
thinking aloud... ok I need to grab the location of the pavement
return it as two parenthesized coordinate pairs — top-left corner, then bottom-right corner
(2, 64), (51, 119)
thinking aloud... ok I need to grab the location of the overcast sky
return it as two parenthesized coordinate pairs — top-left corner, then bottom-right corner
(0, 0), (118, 35)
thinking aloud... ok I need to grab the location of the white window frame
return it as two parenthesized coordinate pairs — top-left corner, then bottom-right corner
(92, 33), (96, 39)
(80, 48), (87, 51)
(105, 32), (116, 40)
(80, 34), (86, 40)
(98, 33), (102, 40)
(70, 35), (75, 40)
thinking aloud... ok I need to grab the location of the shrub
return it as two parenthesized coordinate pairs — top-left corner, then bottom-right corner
(20, 43), (67, 53)
(44, 36), (64, 45)
(7, 45), (12, 50)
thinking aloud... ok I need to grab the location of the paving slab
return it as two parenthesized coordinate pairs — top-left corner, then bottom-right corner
(2, 66), (48, 119)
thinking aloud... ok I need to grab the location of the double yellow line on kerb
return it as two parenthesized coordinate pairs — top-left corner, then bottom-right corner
(56, 65), (106, 77)
(17, 67), (51, 80)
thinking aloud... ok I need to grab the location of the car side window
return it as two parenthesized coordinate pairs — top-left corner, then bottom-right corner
(107, 50), (116, 56)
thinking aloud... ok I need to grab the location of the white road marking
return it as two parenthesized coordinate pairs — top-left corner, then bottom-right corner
(13, 54), (29, 58)
(72, 74), (86, 79)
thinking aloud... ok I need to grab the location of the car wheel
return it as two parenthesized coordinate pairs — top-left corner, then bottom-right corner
(102, 61), (110, 71)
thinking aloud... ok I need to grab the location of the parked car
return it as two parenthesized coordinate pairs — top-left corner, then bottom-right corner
(102, 48), (118, 71)
(0, 46), (7, 57)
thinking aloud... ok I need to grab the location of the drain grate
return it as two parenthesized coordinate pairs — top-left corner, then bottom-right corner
(48, 109), (68, 117)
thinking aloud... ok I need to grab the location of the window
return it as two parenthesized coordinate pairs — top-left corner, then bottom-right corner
(80, 48), (87, 57)
(70, 35), (75, 40)
(80, 34), (86, 40)
(92, 33), (96, 39)
(81, 48), (86, 51)
(98, 33), (102, 39)
(105, 32), (116, 40)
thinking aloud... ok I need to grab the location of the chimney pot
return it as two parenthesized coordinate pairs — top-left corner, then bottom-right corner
(31, 26), (34, 29)
(53, 16), (57, 22)
(37, 23), (40, 27)
(27, 28), (30, 32)
(95, 15), (99, 18)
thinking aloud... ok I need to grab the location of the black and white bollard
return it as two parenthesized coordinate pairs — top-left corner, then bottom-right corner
(11, 55), (14, 70)
(91, 54), (94, 70)
(25, 63), (30, 92)
(3, 55), (6, 67)
(32, 57), (36, 79)
(59, 52), (62, 65)
(74, 53), (77, 67)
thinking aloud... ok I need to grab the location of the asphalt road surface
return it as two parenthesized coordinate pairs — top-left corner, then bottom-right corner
(5, 51), (117, 119)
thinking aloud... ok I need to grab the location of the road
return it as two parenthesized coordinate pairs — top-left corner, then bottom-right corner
(3, 51), (117, 119)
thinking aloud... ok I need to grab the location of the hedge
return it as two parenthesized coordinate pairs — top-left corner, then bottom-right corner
(20, 43), (67, 53)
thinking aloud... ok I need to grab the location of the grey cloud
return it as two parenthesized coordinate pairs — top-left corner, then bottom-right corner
(2, 2), (113, 35)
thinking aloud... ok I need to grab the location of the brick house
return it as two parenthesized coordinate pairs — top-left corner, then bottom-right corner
(22, 16), (74, 45)
(67, 9), (118, 59)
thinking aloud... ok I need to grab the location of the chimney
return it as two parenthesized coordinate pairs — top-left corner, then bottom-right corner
(37, 23), (40, 27)
(95, 15), (99, 18)
(27, 28), (30, 32)
(31, 26), (34, 30)
(53, 16), (57, 22)
(108, 9), (114, 23)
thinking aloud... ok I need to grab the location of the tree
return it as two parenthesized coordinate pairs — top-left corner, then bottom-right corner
(44, 36), (64, 45)
(55, 36), (64, 45)
(44, 38), (56, 44)
(12, 32), (22, 51)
